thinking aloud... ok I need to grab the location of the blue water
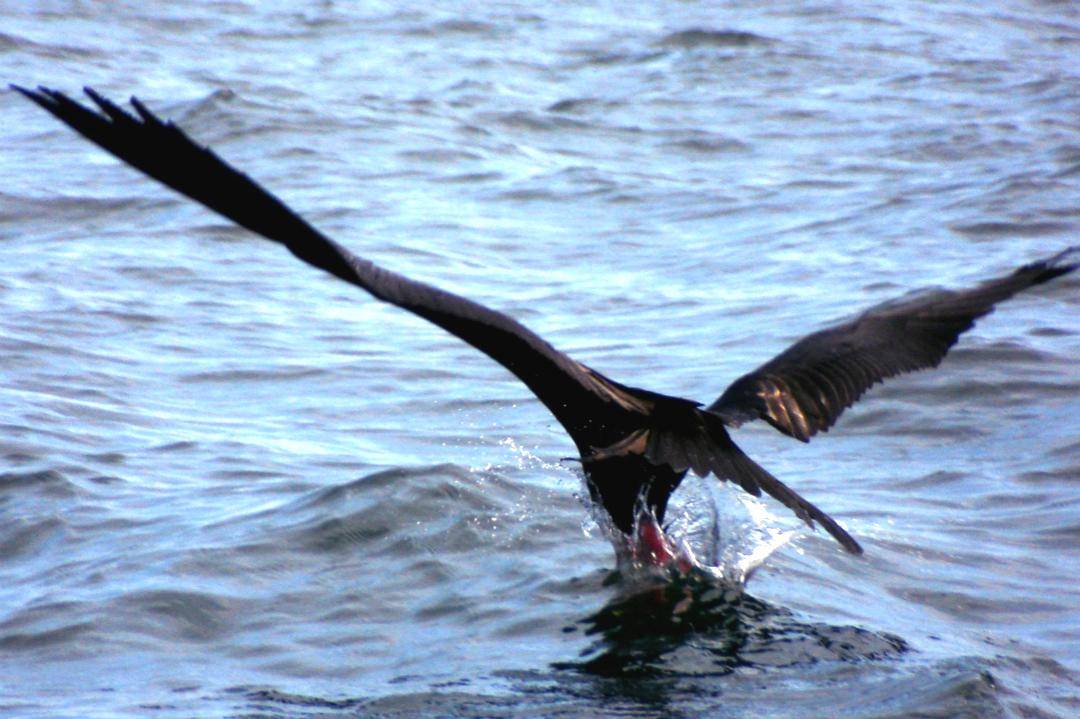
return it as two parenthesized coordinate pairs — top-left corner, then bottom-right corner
(1, 2), (1078, 717)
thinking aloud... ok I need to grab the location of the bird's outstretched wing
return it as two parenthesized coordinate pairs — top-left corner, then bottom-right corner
(11, 85), (645, 441)
(14, 85), (805, 545)
(708, 249), (1077, 442)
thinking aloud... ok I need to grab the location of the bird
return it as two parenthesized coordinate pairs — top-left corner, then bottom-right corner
(12, 85), (1077, 563)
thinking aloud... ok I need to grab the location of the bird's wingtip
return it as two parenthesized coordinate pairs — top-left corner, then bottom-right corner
(1050, 245), (1078, 268)
(1032, 246), (1079, 284)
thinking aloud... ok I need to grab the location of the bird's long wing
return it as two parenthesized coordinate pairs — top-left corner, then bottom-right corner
(708, 249), (1077, 442)
(12, 85), (639, 439)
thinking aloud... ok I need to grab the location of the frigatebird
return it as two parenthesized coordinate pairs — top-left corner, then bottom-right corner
(13, 85), (1077, 561)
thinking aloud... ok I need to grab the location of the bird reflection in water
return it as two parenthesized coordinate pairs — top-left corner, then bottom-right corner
(560, 568), (907, 678)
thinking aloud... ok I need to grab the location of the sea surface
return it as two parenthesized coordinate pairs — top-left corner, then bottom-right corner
(1, 2), (1078, 717)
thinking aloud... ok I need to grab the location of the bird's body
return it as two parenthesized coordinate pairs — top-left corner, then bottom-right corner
(13, 85), (1077, 563)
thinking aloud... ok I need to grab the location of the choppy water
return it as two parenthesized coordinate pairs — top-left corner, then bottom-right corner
(2, 2), (1078, 717)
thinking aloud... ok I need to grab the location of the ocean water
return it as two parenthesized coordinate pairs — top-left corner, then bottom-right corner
(1, 1), (1078, 717)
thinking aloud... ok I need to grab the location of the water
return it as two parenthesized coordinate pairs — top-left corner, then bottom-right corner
(1, 1), (1078, 717)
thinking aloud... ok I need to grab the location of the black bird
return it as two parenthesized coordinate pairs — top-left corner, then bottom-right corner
(13, 85), (1077, 561)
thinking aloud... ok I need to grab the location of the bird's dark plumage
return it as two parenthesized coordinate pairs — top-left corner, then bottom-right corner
(708, 254), (1078, 442)
(14, 84), (1077, 559)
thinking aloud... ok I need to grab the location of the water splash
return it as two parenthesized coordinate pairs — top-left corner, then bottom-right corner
(494, 437), (568, 473)
(574, 472), (804, 588)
